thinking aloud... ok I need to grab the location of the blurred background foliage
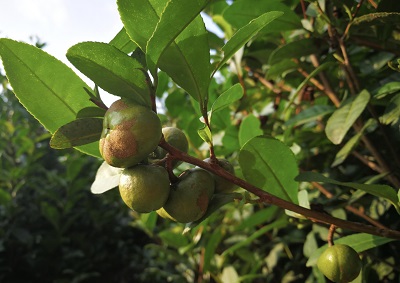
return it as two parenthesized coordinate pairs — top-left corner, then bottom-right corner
(2, 0), (400, 282)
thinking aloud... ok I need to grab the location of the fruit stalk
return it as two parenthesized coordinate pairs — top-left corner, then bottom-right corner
(159, 138), (400, 240)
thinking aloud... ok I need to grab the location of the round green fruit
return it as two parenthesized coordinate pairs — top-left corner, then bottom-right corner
(203, 158), (236, 193)
(317, 244), (362, 283)
(99, 99), (162, 168)
(159, 168), (215, 223)
(149, 127), (189, 167)
(119, 164), (170, 213)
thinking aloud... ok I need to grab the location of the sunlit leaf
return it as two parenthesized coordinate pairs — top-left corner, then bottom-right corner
(380, 93), (400, 125)
(239, 136), (299, 203)
(213, 11), (283, 75)
(0, 38), (100, 157)
(223, 0), (300, 31)
(325, 90), (370, 144)
(67, 42), (151, 107)
(109, 27), (137, 54)
(146, 0), (210, 74)
(238, 114), (263, 148)
(211, 83), (243, 113)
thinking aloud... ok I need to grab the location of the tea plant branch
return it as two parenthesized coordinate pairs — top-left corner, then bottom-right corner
(159, 139), (400, 240)
(312, 181), (389, 230)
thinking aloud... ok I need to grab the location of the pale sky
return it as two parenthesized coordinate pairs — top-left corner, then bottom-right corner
(0, 1), (222, 106)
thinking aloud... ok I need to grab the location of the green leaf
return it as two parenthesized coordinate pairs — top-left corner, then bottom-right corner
(269, 38), (320, 65)
(76, 107), (107, 119)
(222, 216), (288, 256)
(198, 124), (213, 145)
(203, 227), (223, 272)
(235, 206), (279, 231)
(331, 119), (377, 167)
(146, 0), (210, 74)
(66, 42), (151, 107)
(239, 136), (299, 203)
(90, 162), (123, 194)
(306, 233), (395, 267)
(213, 11), (283, 75)
(223, 0), (301, 31)
(109, 27), (137, 54)
(285, 105), (335, 127)
(118, 0), (211, 111)
(238, 114), (263, 147)
(352, 12), (400, 26)
(296, 171), (400, 214)
(0, 38), (100, 157)
(375, 81), (400, 99)
(325, 90), (371, 144)
(380, 92), (400, 125)
(211, 83), (243, 113)
(50, 118), (103, 149)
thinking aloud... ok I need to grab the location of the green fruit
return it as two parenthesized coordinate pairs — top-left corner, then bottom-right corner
(203, 158), (236, 193)
(317, 244), (362, 283)
(119, 164), (170, 213)
(149, 127), (189, 167)
(100, 99), (162, 168)
(160, 168), (215, 223)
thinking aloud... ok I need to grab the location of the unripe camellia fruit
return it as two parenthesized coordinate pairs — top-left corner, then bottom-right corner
(157, 168), (215, 223)
(100, 99), (162, 168)
(149, 127), (188, 167)
(203, 158), (236, 193)
(119, 164), (170, 213)
(317, 244), (362, 283)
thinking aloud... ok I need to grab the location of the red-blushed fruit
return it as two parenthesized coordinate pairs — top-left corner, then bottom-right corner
(157, 168), (215, 223)
(317, 244), (362, 283)
(119, 164), (170, 213)
(99, 99), (162, 168)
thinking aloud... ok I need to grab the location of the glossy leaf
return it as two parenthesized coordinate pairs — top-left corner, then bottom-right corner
(50, 118), (103, 149)
(211, 83), (243, 113)
(91, 162), (123, 194)
(109, 27), (137, 54)
(118, 0), (210, 110)
(67, 42), (151, 107)
(213, 11), (283, 75)
(296, 171), (400, 214)
(239, 136), (299, 203)
(238, 114), (263, 148)
(223, 0), (301, 31)
(0, 38), (100, 157)
(146, 0), (210, 74)
(325, 90), (370, 144)
(307, 233), (395, 266)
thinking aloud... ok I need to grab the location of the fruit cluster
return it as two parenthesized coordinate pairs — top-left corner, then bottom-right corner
(99, 99), (236, 223)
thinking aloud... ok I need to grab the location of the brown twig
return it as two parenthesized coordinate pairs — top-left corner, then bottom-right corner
(312, 182), (389, 230)
(159, 139), (400, 239)
(328, 225), (337, 246)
